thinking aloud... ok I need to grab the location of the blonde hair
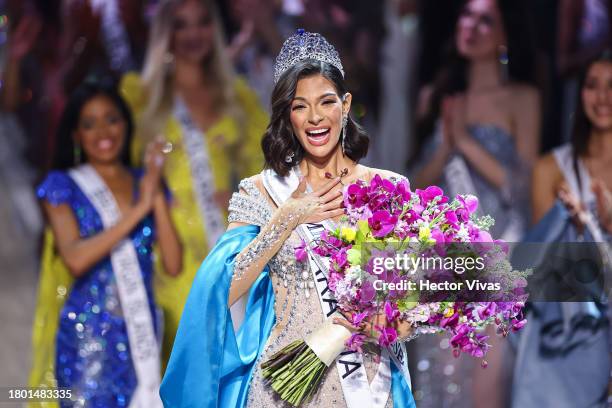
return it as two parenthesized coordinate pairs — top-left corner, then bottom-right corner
(140, 0), (240, 141)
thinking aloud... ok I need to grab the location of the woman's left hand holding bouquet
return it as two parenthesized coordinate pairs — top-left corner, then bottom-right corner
(333, 308), (416, 350)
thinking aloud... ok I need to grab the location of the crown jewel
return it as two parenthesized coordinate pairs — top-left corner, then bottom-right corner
(273, 29), (344, 84)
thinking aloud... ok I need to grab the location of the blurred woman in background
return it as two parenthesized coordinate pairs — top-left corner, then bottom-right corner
(120, 0), (268, 365)
(29, 79), (181, 406)
(413, 0), (540, 241)
(409, 0), (541, 406)
(513, 52), (612, 408)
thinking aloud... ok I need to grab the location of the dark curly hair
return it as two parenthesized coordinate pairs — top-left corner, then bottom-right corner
(52, 77), (134, 170)
(262, 60), (369, 176)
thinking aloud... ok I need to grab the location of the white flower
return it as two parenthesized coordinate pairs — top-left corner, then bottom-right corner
(345, 265), (364, 283)
(456, 224), (470, 242)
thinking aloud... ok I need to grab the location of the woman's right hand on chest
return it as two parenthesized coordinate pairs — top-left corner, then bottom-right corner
(282, 176), (345, 225)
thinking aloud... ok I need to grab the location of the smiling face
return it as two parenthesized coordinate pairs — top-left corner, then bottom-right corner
(74, 95), (127, 165)
(455, 0), (506, 61)
(171, 0), (214, 64)
(289, 74), (351, 161)
(582, 61), (612, 132)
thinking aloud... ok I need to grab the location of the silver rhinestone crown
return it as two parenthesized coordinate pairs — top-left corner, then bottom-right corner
(273, 29), (344, 84)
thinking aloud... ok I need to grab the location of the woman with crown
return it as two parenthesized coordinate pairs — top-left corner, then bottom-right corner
(159, 30), (417, 408)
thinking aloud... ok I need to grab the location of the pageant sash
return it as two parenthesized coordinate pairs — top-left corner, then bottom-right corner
(552, 146), (612, 284)
(90, 0), (136, 73)
(174, 97), (225, 249)
(69, 165), (162, 408)
(262, 167), (412, 408)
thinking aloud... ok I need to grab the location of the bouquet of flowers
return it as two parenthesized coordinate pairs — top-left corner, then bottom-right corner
(261, 175), (530, 406)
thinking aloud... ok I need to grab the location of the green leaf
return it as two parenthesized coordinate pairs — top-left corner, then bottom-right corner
(347, 247), (361, 265)
(358, 220), (370, 237)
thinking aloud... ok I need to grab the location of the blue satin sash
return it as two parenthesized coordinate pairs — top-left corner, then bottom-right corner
(160, 225), (415, 408)
(510, 201), (610, 408)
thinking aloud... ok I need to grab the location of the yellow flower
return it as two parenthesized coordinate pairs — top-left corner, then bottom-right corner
(443, 308), (455, 318)
(418, 226), (435, 244)
(341, 227), (357, 242)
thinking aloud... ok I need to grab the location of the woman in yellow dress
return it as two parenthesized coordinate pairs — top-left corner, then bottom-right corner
(120, 0), (268, 364)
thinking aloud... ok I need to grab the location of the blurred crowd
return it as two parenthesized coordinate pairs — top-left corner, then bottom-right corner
(0, 0), (611, 407)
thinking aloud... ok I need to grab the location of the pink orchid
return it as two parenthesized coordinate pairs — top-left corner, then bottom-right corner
(358, 281), (376, 305)
(344, 183), (369, 208)
(352, 311), (369, 326)
(376, 325), (398, 347)
(294, 239), (308, 263)
(369, 210), (398, 238)
(346, 332), (367, 353)
(394, 179), (412, 202)
(384, 301), (400, 323)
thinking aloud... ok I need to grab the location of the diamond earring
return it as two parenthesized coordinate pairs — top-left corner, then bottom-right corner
(285, 150), (295, 163)
(341, 115), (348, 153)
(73, 142), (82, 166)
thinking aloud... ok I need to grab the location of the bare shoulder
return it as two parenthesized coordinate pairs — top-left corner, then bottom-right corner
(508, 83), (540, 109)
(533, 153), (562, 185)
(416, 84), (435, 119)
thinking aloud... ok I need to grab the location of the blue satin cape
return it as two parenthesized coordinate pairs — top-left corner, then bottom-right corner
(160, 225), (416, 408)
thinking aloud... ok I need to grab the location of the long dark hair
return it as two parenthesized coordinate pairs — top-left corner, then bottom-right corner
(52, 78), (134, 170)
(413, 0), (536, 161)
(571, 51), (612, 192)
(261, 60), (369, 177)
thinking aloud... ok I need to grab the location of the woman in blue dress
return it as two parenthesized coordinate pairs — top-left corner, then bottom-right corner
(409, 1), (540, 406)
(511, 52), (612, 408)
(29, 79), (182, 407)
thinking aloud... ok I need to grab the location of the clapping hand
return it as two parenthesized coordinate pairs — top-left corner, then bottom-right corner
(592, 179), (612, 234)
(139, 140), (166, 211)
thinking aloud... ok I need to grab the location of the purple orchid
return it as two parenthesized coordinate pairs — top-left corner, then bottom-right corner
(440, 312), (460, 329)
(456, 194), (479, 221)
(394, 179), (412, 202)
(352, 311), (369, 326)
(445, 210), (459, 228)
(477, 302), (497, 320)
(331, 247), (349, 272)
(416, 186), (443, 204)
(384, 301), (400, 323)
(376, 325), (398, 347)
(294, 239), (308, 263)
(358, 281), (376, 305)
(346, 332), (367, 353)
(344, 183), (369, 208)
(369, 210), (398, 238)
(511, 318), (527, 332)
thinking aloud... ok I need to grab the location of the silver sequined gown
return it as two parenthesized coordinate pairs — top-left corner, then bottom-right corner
(227, 178), (394, 408)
